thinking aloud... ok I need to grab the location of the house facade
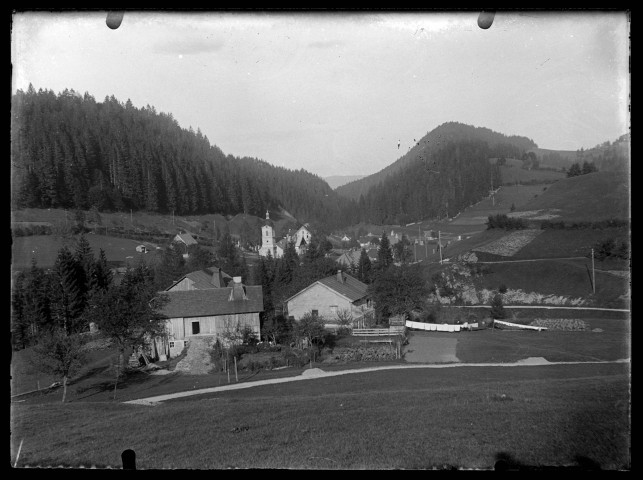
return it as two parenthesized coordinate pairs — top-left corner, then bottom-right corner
(291, 225), (312, 255)
(159, 277), (263, 357)
(285, 270), (373, 329)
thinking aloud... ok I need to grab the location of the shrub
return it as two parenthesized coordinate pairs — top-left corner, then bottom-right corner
(498, 284), (508, 294)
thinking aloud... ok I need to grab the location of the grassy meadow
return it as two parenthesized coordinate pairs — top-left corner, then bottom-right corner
(11, 234), (162, 270)
(11, 362), (630, 470)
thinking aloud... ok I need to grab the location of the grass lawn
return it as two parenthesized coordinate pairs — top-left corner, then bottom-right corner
(10, 362), (630, 470)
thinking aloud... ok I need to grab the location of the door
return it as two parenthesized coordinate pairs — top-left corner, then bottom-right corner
(192, 321), (200, 335)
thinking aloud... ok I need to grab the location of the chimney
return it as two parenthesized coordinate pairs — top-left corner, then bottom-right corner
(336, 270), (344, 283)
(229, 276), (247, 301)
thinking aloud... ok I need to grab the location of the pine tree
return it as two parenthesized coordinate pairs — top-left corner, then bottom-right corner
(90, 248), (113, 294)
(358, 248), (372, 283)
(377, 231), (393, 268)
(52, 246), (87, 334)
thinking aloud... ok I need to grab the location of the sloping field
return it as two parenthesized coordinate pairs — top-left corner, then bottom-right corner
(514, 171), (630, 222)
(471, 260), (630, 309)
(512, 227), (630, 260)
(448, 184), (551, 227)
(499, 165), (565, 185)
(11, 361), (630, 469)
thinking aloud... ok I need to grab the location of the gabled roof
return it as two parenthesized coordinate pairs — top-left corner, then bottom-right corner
(174, 232), (198, 245)
(165, 266), (232, 291)
(286, 272), (369, 304)
(336, 250), (360, 266)
(276, 238), (287, 250)
(160, 286), (264, 318)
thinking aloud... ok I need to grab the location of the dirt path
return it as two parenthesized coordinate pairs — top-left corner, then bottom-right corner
(124, 357), (629, 406)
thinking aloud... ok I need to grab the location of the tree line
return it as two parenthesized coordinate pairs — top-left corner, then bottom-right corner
(11, 86), (347, 232)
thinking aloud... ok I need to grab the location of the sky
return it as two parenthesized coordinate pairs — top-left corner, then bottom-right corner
(11, 10), (630, 178)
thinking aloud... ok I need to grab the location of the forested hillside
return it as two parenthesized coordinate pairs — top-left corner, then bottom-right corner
(11, 86), (344, 231)
(335, 121), (538, 201)
(352, 140), (501, 225)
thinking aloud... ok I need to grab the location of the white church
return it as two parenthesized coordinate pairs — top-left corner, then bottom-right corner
(258, 211), (312, 258)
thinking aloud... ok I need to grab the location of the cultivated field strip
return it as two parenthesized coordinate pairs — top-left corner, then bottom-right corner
(474, 229), (544, 257)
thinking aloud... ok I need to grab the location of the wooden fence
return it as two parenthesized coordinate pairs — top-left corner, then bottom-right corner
(352, 327), (405, 337)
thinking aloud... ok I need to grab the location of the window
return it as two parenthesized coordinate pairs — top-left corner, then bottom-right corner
(192, 321), (200, 335)
(169, 342), (175, 348)
(330, 305), (338, 315)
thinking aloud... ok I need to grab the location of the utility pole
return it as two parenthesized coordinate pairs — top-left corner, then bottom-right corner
(591, 248), (596, 294)
(438, 230), (443, 264)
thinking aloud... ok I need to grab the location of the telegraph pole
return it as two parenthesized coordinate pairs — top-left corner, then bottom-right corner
(438, 230), (443, 265)
(591, 248), (596, 294)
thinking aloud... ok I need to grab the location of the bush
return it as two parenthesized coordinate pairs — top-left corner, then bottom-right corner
(498, 284), (508, 294)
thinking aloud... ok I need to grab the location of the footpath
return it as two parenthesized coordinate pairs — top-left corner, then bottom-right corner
(124, 357), (630, 406)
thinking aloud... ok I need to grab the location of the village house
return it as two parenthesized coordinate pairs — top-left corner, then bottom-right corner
(173, 231), (198, 248)
(285, 270), (374, 329)
(157, 276), (263, 358)
(286, 224), (312, 255)
(165, 265), (233, 291)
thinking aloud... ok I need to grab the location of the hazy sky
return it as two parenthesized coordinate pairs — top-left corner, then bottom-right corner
(11, 10), (630, 177)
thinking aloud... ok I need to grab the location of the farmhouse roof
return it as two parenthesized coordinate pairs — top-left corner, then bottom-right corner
(286, 271), (369, 304)
(335, 250), (360, 266)
(166, 266), (233, 290)
(160, 285), (264, 318)
(174, 232), (198, 246)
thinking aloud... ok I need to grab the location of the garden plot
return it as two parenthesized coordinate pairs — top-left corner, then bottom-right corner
(508, 209), (562, 220)
(473, 229), (544, 257)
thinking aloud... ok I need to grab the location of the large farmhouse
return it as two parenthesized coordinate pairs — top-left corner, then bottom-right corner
(285, 270), (373, 329)
(158, 276), (263, 357)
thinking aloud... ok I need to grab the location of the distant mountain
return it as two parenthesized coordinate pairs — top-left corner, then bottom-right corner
(335, 122), (538, 201)
(324, 175), (365, 189)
